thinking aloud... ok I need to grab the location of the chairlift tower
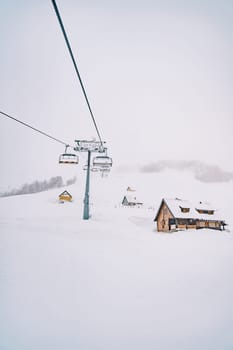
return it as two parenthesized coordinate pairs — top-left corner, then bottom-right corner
(75, 140), (105, 220)
(52, 0), (112, 220)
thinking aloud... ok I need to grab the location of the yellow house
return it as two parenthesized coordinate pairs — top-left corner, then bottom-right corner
(58, 190), (72, 202)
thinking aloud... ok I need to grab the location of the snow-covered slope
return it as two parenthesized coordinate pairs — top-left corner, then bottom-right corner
(1, 170), (233, 350)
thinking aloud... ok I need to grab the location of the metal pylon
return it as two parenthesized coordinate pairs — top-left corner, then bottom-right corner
(83, 150), (91, 220)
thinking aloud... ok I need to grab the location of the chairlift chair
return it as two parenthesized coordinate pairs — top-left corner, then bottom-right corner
(100, 167), (111, 173)
(83, 164), (99, 172)
(92, 155), (113, 168)
(100, 167), (111, 177)
(91, 167), (99, 172)
(59, 145), (79, 164)
(59, 153), (79, 164)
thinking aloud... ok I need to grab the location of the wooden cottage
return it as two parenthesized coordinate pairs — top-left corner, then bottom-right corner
(154, 198), (226, 232)
(58, 190), (72, 202)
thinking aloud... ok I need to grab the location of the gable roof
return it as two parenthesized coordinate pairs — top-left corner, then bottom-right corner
(154, 198), (224, 221)
(59, 190), (72, 197)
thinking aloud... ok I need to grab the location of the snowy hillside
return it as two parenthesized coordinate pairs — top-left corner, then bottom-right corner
(1, 170), (233, 350)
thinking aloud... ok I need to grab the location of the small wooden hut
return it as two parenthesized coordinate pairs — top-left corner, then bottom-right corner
(58, 190), (72, 202)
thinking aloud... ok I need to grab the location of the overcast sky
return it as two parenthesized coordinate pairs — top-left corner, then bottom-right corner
(0, 0), (232, 189)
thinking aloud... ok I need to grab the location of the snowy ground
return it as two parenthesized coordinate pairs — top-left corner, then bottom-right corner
(1, 170), (233, 350)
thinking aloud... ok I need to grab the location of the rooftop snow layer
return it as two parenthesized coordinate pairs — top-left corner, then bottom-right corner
(164, 198), (224, 221)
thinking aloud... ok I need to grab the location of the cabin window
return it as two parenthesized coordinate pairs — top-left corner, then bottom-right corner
(177, 219), (187, 225)
(169, 218), (176, 225)
(196, 209), (214, 215)
(188, 219), (196, 225)
(179, 206), (190, 213)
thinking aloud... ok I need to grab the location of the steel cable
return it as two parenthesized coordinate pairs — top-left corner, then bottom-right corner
(0, 110), (71, 147)
(51, 0), (103, 146)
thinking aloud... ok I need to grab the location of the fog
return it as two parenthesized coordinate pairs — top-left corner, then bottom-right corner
(0, 0), (233, 189)
(140, 160), (233, 183)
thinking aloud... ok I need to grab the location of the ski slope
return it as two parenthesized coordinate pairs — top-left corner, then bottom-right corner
(1, 170), (233, 350)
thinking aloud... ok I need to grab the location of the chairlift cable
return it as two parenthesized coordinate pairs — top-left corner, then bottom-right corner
(51, 0), (103, 146)
(0, 110), (71, 147)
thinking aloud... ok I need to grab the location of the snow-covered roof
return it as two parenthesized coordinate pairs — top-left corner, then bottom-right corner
(59, 190), (72, 197)
(160, 198), (224, 221)
(123, 195), (142, 204)
(195, 201), (216, 211)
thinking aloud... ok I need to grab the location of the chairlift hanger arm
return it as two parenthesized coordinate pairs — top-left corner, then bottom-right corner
(75, 139), (106, 153)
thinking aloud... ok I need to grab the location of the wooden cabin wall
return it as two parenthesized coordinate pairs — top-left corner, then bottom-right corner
(186, 224), (196, 229)
(208, 221), (221, 229)
(197, 220), (206, 228)
(177, 224), (186, 230)
(157, 202), (173, 232)
(59, 195), (72, 202)
(197, 220), (222, 230)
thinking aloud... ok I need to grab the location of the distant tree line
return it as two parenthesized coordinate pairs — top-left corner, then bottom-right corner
(0, 176), (77, 197)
